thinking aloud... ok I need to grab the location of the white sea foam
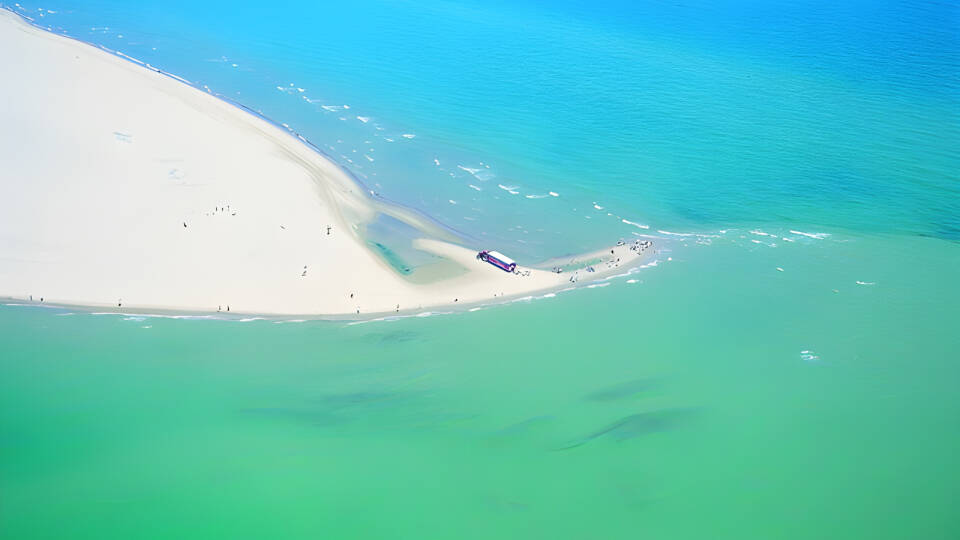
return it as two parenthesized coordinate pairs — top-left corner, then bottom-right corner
(586, 282), (611, 289)
(593, 203), (604, 210)
(626, 279), (639, 284)
(356, 116), (370, 123)
(855, 281), (876, 286)
(800, 350), (820, 362)
(525, 194), (549, 199)
(457, 165), (495, 182)
(498, 184), (519, 195)
(789, 230), (830, 240)
(750, 230), (775, 237)
(434, 158), (440, 166)
(346, 315), (400, 326)
(468, 184), (482, 191)
(549, 191), (559, 197)
(166, 73), (192, 85)
(115, 51), (144, 66)
(401, 133), (415, 139)
(364, 154), (374, 162)
(622, 219), (649, 229)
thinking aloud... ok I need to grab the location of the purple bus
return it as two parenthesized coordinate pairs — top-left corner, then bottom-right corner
(476, 250), (517, 272)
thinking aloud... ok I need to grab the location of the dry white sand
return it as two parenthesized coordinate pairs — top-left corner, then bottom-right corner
(0, 10), (652, 316)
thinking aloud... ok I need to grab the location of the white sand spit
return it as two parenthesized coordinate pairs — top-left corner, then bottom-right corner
(0, 10), (650, 316)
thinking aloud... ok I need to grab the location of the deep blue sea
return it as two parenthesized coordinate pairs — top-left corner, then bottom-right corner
(2, 1), (958, 537)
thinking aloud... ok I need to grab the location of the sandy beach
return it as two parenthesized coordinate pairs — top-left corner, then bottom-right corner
(0, 9), (652, 316)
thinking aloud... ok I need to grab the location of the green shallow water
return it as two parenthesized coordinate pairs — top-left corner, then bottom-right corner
(2, 233), (957, 538)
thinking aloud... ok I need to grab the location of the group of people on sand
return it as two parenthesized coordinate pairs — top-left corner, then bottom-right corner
(565, 239), (655, 283)
(630, 239), (653, 253)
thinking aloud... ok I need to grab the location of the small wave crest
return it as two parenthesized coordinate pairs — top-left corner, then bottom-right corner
(789, 230), (830, 240)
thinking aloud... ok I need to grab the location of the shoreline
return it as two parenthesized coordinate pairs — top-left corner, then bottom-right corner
(0, 8), (659, 318)
(0, 241), (660, 320)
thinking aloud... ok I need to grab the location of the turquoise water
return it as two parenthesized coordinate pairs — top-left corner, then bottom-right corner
(1, 1), (959, 537)
(8, 0), (957, 255)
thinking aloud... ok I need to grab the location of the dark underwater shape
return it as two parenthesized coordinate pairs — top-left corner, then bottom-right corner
(585, 378), (658, 402)
(241, 391), (408, 425)
(315, 391), (401, 408)
(492, 415), (555, 437)
(556, 408), (697, 451)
